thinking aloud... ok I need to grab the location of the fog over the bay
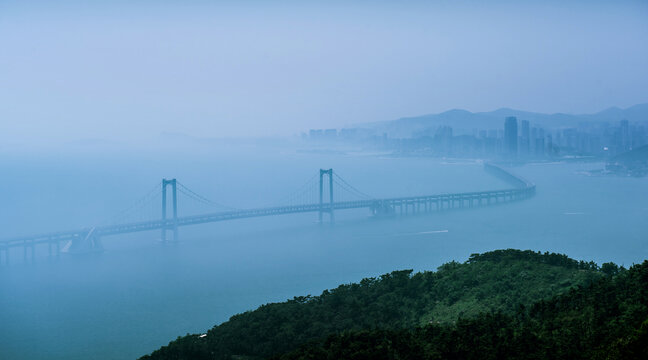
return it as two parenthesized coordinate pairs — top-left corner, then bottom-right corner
(1, 0), (647, 147)
(2, 2), (648, 360)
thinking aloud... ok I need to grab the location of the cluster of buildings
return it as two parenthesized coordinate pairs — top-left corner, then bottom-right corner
(501, 117), (647, 159)
(305, 117), (647, 161)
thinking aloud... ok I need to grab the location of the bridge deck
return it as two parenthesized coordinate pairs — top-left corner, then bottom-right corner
(0, 163), (535, 251)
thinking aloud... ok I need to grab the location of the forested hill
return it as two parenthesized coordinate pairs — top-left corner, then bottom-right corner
(141, 249), (647, 360)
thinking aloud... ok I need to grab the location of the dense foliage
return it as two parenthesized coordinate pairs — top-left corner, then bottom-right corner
(141, 249), (630, 360)
(276, 259), (648, 360)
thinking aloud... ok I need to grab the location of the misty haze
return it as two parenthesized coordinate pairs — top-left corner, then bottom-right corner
(1, 1), (647, 360)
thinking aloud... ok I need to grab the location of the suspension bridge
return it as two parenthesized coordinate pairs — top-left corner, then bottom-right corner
(0, 163), (535, 265)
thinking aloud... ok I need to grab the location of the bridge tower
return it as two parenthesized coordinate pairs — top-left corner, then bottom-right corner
(319, 169), (334, 224)
(161, 179), (179, 242)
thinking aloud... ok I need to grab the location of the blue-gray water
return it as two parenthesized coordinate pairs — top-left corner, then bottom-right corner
(1, 145), (647, 359)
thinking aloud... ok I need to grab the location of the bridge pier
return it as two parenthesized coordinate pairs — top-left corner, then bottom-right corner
(371, 201), (395, 217)
(47, 239), (61, 258)
(51, 240), (59, 258)
(23, 240), (36, 263)
(23, 239), (34, 263)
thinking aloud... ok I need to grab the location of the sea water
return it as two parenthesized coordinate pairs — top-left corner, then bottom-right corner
(1, 145), (646, 360)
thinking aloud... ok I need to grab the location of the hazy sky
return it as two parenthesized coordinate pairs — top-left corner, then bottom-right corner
(1, 0), (647, 145)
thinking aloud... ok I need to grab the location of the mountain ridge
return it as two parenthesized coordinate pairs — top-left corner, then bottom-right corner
(363, 103), (648, 137)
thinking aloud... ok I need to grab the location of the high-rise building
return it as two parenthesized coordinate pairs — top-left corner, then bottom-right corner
(620, 119), (630, 152)
(309, 129), (324, 140)
(520, 120), (530, 156)
(434, 126), (453, 155)
(323, 129), (337, 141)
(535, 128), (545, 157)
(504, 117), (518, 157)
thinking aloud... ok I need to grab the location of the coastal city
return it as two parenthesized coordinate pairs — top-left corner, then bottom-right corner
(306, 117), (647, 160)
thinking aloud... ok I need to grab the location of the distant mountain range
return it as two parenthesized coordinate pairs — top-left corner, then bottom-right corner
(364, 103), (648, 137)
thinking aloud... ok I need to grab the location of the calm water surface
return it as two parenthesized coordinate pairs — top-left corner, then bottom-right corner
(1, 146), (646, 359)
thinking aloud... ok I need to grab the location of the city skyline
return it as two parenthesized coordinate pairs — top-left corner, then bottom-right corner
(306, 112), (647, 161)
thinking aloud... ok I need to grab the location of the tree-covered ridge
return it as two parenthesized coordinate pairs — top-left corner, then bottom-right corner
(466, 249), (600, 269)
(276, 259), (648, 360)
(141, 249), (610, 360)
